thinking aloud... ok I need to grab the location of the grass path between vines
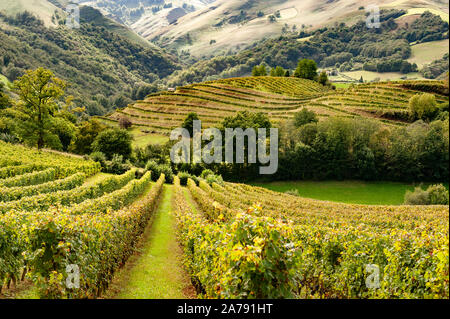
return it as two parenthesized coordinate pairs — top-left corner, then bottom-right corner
(105, 185), (196, 299)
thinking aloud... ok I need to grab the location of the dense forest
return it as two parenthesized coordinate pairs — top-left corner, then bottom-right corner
(166, 10), (449, 86)
(0, 7), (180, 116)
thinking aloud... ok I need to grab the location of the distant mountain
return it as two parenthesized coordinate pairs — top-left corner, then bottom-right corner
(79, 0), (218, 26)
(165, 9), (449, 86)
(0, 0), (157, 48)
(0, 5), (181, 116)
(132, 0), (448, 59)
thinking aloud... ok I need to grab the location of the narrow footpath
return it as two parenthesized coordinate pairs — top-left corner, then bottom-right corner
(106, 185), (195, 299)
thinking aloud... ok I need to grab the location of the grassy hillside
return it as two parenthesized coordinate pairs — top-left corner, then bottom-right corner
(104, 77), (449, 135)
(145, 0), (448, 58)
(165, 10), (449, 86)
(0, 0), (63, 26)
(408, 39), (449, 68)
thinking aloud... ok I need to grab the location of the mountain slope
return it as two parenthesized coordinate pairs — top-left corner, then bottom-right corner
(0, 7), (181, 115)
(140, 0), (449, 58)
(0, 0), (156, 49)
(163, 10), (448, 86)
(0, 0), (63, 26)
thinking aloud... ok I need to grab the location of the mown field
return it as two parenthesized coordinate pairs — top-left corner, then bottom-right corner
(1, 140), (448, 299)
(103, 77), (449, 136)
(252, 180), (450, 205)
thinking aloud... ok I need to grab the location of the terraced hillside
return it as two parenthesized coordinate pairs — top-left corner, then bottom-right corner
(173, 176), (449, 298)
(104, 77), (449, 135)
(0, 141), (165, 298)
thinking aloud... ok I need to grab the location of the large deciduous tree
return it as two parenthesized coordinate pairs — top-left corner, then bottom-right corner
(294, 59), (318, 80)
(11, 68), (69, 149)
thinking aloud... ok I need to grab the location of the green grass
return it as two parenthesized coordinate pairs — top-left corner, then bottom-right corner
(131, 128), (169, 148)
(111, 185), (193, 299)
(333, 82), (352, 89)
(0, 0), (61, 26)
(408, 39), (449, 68)
(402, 8), (449, 22)
(251, 180), (449, 205)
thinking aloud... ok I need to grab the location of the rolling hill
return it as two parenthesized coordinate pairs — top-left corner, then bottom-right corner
(140, 0), (449, 58)
(0, 5), (181, 116)
(102, 77), (449, 136)
(65, 1), (449, 59)
(0, 0), (156, 48)
(0, 0), (63, 26)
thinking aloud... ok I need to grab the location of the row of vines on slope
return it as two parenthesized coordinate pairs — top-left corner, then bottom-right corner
(173, 177), (449, 299)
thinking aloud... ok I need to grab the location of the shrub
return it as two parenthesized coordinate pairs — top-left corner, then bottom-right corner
(92, 128), (132, 160)
(0, 133), (19, 144)
(118, 117), (132, 130)
(205, 174), (224, 186)
(146, 160), (174, 183)
(178, 171), (196, 186)
(200, 169), (214, 179)
(408, 93), (438, 121)
(404, 186), (430, 205)
(90, 151), (106, 163)
(294, 108), (318, 128)
(404, 184), (449, 205)
(285, 189), (299, 196)
(104, 154), (131, 175)
(427, 184), (449, 205)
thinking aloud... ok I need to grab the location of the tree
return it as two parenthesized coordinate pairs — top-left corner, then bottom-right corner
(92, 128), (133, 160)
(294, 59), (318, 80)
(52, 116), (76, 151)
(69, 119), (106, 155)
(220, 111), (272, 180)
(318, 71), (329, 86)
(182, 112), (200, 137)
(10, 68), (70, 149)
(408, 93), (438, 121)
(119, 116), (133, 129)
(294, 108), (318, 128)
(252, 64), (267, 77)
(270, 66), (286, 77)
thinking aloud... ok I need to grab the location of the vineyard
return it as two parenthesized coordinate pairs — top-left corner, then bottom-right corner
(103, 77), (449, 134)
(0, 140), (448, 299)
(0, 141), (165, 298)
(173, 177), (449, 299)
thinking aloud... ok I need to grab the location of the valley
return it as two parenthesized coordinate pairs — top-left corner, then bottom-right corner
(0, 0), (449, 303)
